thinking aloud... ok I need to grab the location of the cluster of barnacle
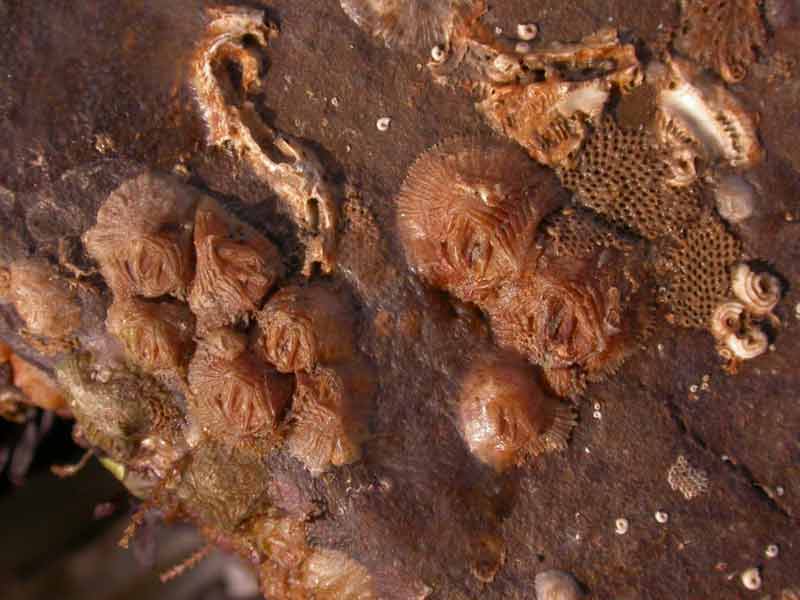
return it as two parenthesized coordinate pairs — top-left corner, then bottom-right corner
(47, 171), (376, 597)
(338, 0), (785, 470)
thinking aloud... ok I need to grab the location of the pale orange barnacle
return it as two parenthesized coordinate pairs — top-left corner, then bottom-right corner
(187, 329), (292, 449)
(286, 361), (375, 475)
(188, 199), (283, 333)
(396, 138), (563, 307)
(256, 284), (356, 374)
(458, 354), (576, 472)
(106, 297), (195, 376)
(0, 258), (82, 340)
(730, 263), (781, 317)
(83, 172), (197, 299)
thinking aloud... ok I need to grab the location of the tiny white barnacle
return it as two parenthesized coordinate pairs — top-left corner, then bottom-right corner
(765, 544), (779, 559)
(592, 410), (602, 420)
(430, 44), (446, 62)
(615, 518), (629, 535)
(376, 117), (392, 131)
(654, 510), (669, 524)
(740, 567), (762, 591)
(517, 23), (538, 41)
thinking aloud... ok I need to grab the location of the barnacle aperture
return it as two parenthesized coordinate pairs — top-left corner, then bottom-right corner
(0, 258), (82, 340)
(396, 138), (563, 307)
(106, 297), (195, 376)
(458, 354), (576, 472)
(286, 361), (375, 475)
(255, 284), (356, 374)
(188, 199), (283, 333)
(187, 328), (293, 450)
(83, 173), (197, 299)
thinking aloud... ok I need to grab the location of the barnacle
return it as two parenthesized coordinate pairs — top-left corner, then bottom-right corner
(396, 138), (563, 307)
(478, 78), (611, 168)
(55, 353), (183, 464)
(339, 0), (469, 50)
(709, 300), (768, 360)
(83, 173), (197, 299)
(187, 328), (293, 450)
(286, 361), (375, 475)
(675, 0), (766, 83)
(709, 301), (747, 342)
(535, 570), (584, 600)
(667, 455), (709, 500)
(458, 354), (576, 472)
(659, 214), (742, 329)
(558, 116), (705, 241)
(730, 263), (781, 316)
(487, 214), (652, 391)
(649, 57), (763, 170)
(190, 6), (338, 275)
(715, 175), (756, 223)
(175, 440), (271, 532)
(0, 258), (82, 340)
(188, 199), (283, 333)
(256, 284), (356, 374)
(106, 297), (195, 377)
(252, 516), (376, 599)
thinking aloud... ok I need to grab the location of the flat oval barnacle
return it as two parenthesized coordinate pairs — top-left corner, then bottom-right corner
(106, 297), (195, 376)
(188, 199), (283, 333)
(730, 263), (781, 316)
(0, 258), (82, 340)
(187, 328), (293, 451)
(715, 175), (756, 223)
(535, 569), (584, 600)
(458, 354), (576, 472)
(256, 284), (356, 374)
(83, 173), (198, 299)
(396, 138), (563, 307)
(286, 361), (375, 475)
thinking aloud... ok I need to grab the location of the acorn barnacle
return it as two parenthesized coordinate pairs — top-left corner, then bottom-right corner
(396, 138), (563, 307)
(187, 328), (293, 450)
(715, 176), (756, 224)
(0, 258), (82, 340)
(730, 263), (781, 316)
(534, 570), (584, 600)
(83, 173), (197, 299)
(105, 297), (195, 376)
(188, 199), (283, 333)
(458, 354), (576, 472)
(255, 284), (356, 374)
(339, 0), (467, 51)
(675, 0), (766, 83)
(286, 361), (375, 475)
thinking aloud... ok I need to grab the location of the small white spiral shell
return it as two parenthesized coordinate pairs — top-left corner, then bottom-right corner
(731, 263), (781, 316)
(709, 301), (745, 341)
(724, 326), (769, 360)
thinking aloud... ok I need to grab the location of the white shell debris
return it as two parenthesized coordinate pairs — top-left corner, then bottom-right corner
(376, 117), (392, 131)
(615, 518), (629, 535)
(517, 23), (539, 41)
(740, 567), (762, 591)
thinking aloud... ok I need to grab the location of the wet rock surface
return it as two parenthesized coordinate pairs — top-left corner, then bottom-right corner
(1, 1), (799, 598)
